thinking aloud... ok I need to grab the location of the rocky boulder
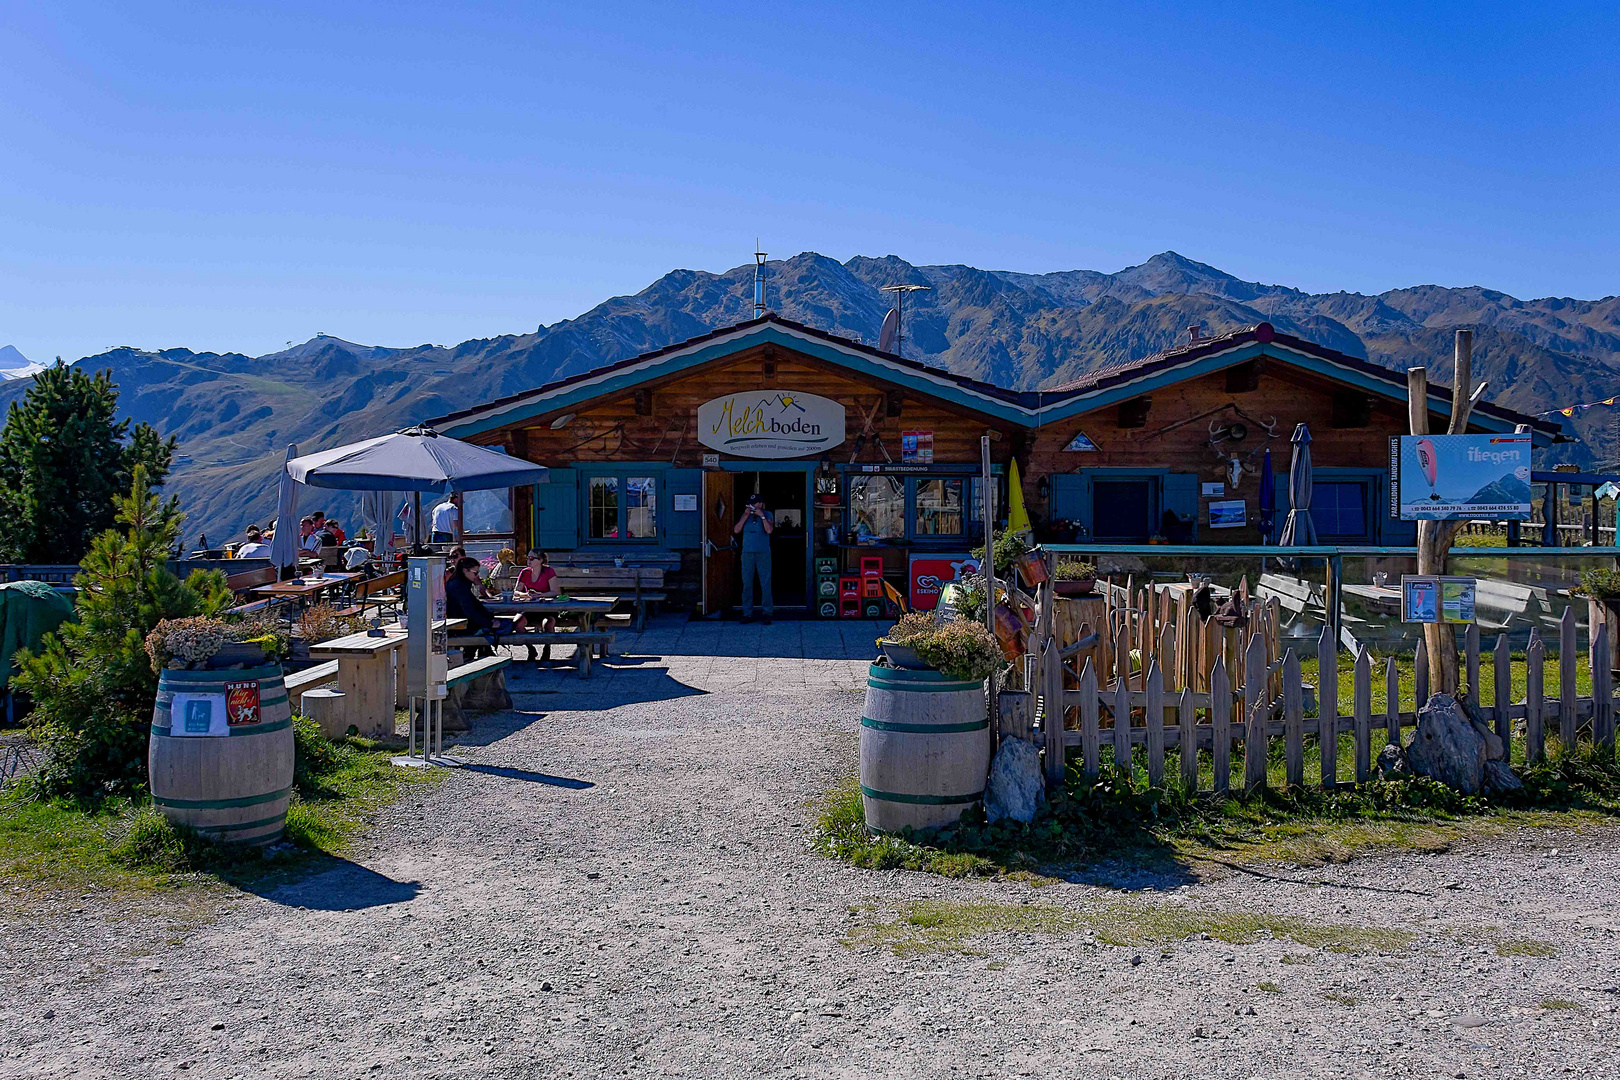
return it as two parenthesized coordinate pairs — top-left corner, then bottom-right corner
(985, 737), (1044, 823)
(1406, 693), (1487, 795)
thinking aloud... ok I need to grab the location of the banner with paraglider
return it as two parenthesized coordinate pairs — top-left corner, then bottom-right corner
(1389, 434), (1533, 520)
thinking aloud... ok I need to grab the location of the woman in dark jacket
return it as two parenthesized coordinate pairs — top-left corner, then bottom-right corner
(444, 557), (526, 635)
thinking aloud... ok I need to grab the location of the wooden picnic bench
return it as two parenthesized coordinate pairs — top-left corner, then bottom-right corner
(333, 570), (406, 620)
(225, 565), (280, 615)
(447, 631), (616, 677)
(549, 567), (666, 631)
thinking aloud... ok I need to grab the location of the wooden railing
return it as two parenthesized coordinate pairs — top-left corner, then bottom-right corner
(1010, 550), (1616, 794)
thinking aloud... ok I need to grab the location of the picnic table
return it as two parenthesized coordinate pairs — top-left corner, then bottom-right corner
(307, 626), (407, 737)
(484, 595), (621, 659)
(250, 571), (360, 607)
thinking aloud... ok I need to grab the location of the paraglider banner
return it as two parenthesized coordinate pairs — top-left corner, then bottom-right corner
(1390, 435), (1533, 520)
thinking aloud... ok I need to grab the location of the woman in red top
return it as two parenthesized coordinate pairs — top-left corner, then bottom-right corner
(517, 550), (559, 662)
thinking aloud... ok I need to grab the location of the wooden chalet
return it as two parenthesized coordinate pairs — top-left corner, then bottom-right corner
(429, 315), (1557, 616)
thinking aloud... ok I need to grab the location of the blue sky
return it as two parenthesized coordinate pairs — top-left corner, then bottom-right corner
(2, 1), (1614, 363)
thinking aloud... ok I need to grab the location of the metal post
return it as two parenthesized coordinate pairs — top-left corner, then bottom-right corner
(981, 435), (998, 734)
(1327, 553), (1343, 652)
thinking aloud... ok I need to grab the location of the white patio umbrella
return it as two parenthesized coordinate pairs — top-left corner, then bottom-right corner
(267, 443), (301, 576)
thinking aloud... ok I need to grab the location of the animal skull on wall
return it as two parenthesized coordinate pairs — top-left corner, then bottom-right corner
(1207, 412), (1280, 491)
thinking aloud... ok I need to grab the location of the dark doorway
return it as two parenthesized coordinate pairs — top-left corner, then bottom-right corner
(733, 469), (809, 611)
(1093, 480), (1153, 540)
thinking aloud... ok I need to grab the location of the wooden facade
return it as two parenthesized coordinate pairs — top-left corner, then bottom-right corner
(432, 315), (1555, 613)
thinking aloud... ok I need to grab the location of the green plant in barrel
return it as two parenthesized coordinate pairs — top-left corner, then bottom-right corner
(887, 612), (1004, 682)
(15, 467), (231, 800)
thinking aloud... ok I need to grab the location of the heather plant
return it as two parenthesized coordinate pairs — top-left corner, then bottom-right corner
(143, 616), (229, 672)
(908, 617), (1004, 683)
(15, 467), (231, 800)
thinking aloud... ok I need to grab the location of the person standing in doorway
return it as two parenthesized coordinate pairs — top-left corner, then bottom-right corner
(733, 493), (774, 624)
(430, 492), (462, 545)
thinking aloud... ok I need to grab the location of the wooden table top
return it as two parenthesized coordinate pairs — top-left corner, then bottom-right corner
(251, 572), (359, 598)
(309, 627), (408, 656)
(485, 596), (621, 615)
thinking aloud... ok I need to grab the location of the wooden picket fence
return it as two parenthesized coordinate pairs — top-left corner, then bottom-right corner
(1005, 555), (1617, 794)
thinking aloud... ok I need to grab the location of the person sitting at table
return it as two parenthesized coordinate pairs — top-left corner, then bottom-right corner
(444, 545), (467, 587)
(298, 516), (322, 553)
(236, 526), (270, 558)
(516, 549), (559, 662)
(318, 513), (346, 545)
(445, 557), (525, 655)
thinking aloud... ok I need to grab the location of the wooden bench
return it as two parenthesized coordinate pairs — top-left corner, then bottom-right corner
(286, 660), (341, 698)
(447, 631), (615, 677)
(226, 566), (280, 616)
(551, 567), (667, 631)
(333, 570), (406, 620)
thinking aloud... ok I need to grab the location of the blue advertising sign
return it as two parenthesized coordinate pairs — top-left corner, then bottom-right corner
(1390, 434), (1533, 520)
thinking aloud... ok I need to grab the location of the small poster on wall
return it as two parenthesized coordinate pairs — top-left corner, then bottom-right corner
(1403, 575), (1477, 624)
(900, 431), (934, 463)
(673, 494), (698, 512)
(1063, 431), (1100, 452)
(1202, 482), (1225, 497)
(1207, 500), (1246, 529)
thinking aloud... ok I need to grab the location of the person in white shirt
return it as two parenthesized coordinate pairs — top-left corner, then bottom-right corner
(298, 516), (323, 553)
(430, 493), (461, 544)
(236, 526), (270, 558)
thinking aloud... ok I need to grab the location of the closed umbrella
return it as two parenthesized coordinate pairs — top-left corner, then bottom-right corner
(1258, 447), (1276, 544)
(267, 443), (301, 577)
(1277, 424), (1317, 547)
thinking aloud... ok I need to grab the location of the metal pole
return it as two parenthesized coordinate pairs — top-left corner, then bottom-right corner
(982, 436), (998, 733)
(1327, 553), (1343, 653)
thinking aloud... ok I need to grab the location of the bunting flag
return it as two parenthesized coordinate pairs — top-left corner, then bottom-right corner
(1540, 395), (1618, 417)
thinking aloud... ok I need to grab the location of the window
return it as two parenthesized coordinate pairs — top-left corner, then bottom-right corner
(849, 475), (904, 541)
(588, 477), (619, 539)
(913, 478), (965, 537)
(625, 476), (657, 539)
(1093, 480), (1154, 540)
(1312, 481), (1370, 539)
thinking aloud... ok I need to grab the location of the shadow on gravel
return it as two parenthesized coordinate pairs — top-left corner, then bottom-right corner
(460, 763), (593, 789)
(253, 858), (421, 910)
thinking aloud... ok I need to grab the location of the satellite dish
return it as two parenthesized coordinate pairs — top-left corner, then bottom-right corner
(878, 309), (899, 353)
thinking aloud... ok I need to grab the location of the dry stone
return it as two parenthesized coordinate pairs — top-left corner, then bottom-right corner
(984, 737), (1044, 823)
(1407, 693), (1487, 794)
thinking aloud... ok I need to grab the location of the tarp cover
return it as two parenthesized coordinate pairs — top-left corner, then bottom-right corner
(0, 580), (75, 690)
(285, 426), (549, 494)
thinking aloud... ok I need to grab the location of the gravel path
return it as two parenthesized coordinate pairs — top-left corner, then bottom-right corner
(4, 616), (1620, 1078)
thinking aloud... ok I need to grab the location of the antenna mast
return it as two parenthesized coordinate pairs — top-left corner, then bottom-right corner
(879, 283), (931, 358)
(753, 242), (768, 319)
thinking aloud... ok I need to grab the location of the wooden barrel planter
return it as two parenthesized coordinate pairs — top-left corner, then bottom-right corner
(860, 665), (990, 833)
(149, 665), (295, 845)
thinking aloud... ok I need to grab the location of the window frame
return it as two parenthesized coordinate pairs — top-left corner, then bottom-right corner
(840, 467), (992, 546)
(1308, 472), (1377, 542)
(579, 465), (665, 544)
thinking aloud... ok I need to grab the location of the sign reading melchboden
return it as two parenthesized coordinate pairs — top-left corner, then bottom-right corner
(697, 391), (846, 459)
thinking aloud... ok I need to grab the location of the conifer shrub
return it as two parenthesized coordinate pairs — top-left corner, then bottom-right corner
(15, 467), (231, 800)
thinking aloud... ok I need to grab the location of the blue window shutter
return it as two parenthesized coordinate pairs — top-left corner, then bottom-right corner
(1163, 472), (1199, 539)
(1377, 473), (1417, 544)
(1049, 473), (1093, 536)
(533, 468), (578, 550)
(664, 468), (702, 548)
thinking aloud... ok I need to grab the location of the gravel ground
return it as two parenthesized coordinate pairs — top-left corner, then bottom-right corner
(4, 617), (1620, 1079)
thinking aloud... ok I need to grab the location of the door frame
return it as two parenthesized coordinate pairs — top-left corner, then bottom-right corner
(700, 470), (736, 617)
(722, 460), (815, 611)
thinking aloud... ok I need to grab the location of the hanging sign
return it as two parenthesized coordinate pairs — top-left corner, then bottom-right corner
(1063, 431), (1100, 452)
(697, 391), (845, 459)
(1390, 434), (1532, 520)
(900, 431), (934, 463)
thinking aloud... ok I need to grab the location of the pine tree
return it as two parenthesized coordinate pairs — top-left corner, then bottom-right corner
(0, 361), (176, 563)
(15, 467), (230, 799)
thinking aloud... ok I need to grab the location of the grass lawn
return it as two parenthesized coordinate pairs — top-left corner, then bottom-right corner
(0, 723), (440, 901)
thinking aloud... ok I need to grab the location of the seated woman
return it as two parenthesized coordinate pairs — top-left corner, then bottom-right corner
(444, 557), (525, 655)
(515, 550), (559, 662)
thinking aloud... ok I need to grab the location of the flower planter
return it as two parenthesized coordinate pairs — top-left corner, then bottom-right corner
(209, 642), (266, 668)
(878, 640), (931, 670)
(1054, 577), (1096, 597)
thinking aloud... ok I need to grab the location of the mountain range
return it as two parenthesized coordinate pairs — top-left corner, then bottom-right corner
(3, 251), (1616, 544)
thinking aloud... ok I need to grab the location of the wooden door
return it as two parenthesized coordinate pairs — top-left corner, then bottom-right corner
(702, 471), (737, 616)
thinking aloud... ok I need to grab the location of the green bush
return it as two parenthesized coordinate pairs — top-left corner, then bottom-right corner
(971, 532), (1030, 576)
(292, 713), (355, 791)
(912, 618), (1004, 682)
(1576, 568), (1620, 600)
(15, 467), (231, 801)
(106, 803), (193, 873)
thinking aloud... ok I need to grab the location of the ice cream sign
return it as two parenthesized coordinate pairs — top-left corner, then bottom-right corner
(697, 391), (846, 459)
(1391, 434), (1533, 520)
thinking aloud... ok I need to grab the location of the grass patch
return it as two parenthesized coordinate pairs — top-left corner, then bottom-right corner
(1495, 937), (1559, 958)
(1257, 981), (1282, 993)
(1322, 991), (1360, 1007)
(1540, 999), (1580, 1010)
(0, 717), (438, 898)
(845, 898), (1416, 957)
(815, 739), (1620, 879)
